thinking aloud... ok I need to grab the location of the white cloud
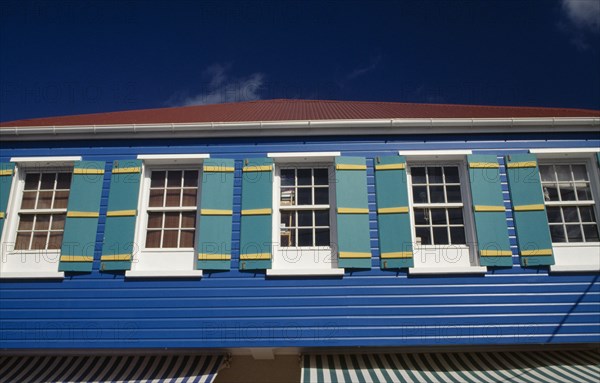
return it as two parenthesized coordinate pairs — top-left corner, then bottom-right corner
(169, 63), (265, 106)
(562, 0), (600, 31)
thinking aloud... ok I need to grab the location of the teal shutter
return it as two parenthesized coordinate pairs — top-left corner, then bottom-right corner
(596, 152), (600, 168)
(374, 156), (413, 269)
(101, 160), (142, 271)
(59, 161), (105, 272)
(467, 155), (513, 267)
(0, 163), (16, 239)
(197, 159), (235, 270)
(505, 154), (554, 267)
(335, 157), (372, 269)
(239, 158), (273, 270)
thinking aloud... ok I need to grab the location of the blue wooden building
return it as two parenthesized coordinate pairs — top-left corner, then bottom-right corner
(1, 99), (599, 382)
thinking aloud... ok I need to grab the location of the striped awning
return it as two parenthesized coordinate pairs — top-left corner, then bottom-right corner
(0, 354), (225, 383)
(301, 349), (600, 383)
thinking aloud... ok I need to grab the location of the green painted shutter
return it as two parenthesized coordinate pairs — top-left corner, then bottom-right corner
(239, 158), (273, 270)
(505, 153), (554, 267)
(0, 163), (16, 240)
(197, 159), (235, 270)
(467, 155), (513, 267)
(374, 156), (413, 269)
(335, 157), (372, 269)
(59, 161), (105, 272)
(101, 160), (142, 271)
(596, 152), (600, 167)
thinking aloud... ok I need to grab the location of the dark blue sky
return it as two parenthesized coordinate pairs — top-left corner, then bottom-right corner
(1, 0), (599, 122)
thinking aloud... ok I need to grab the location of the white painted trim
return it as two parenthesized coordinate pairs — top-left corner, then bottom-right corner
(2, 117), (598, 141)
(137, 154), (210, 160)
(0, 272), (65, 279)
(9, 156), (82, 162)
(398, 150), (473, 156)
(125, 270), (203, 278)
(409, 267), (487, 275)
(549, 265), (600, 273)
(267, 152), (341, 158)
(266, 268), (345, 277)
(530, 148), (600, 154)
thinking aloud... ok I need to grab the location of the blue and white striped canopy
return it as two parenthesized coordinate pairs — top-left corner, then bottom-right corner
(302, 349), (600, 383)
(0, 354), (225, 383)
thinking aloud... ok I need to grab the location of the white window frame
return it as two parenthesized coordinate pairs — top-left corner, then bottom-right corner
(0, 156), (82, 279)
(400, 150), (487, 275)
(532, 149), (600, 273)
(125, 154), (209, 278)
(266, 152), (344, 277)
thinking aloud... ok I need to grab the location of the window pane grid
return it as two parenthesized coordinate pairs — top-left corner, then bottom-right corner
(17, 172), (71, 251)
(279, 167), (330, 247)
(541, 164), (599, 243)
(411, 166), (466, 245)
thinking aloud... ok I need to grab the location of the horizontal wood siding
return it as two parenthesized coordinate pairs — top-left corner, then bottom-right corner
(1, 133), (599, 349)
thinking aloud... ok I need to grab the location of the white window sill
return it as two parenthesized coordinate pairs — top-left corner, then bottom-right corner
(0, 271), (65, 279)
(550, 265), (600, 273)
(125, 270), (203, 278)
(409, 266), (487, 275)
(266, 268), (345, 277)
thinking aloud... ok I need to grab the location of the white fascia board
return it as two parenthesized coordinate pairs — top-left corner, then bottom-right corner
(137, 154), (209, 165)
(398, 150), (473, 156)
(2, 117), (598, 141)
(530, 148), (600, 154)
(10, 156), (82, 162)
(125, 270), (203, 278)
(550, 265), (600, 273)
(0, 272), (65, 279)
(266, 268), (345, 277)
(408, 266), (487, 275)
(268, 152), (341, 163)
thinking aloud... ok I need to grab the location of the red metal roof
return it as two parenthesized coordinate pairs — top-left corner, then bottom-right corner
(2, 99), (599, 127)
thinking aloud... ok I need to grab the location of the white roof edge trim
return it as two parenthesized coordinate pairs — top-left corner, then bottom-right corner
(9, 156), (82, 162)
(1, 117), (598, 141)
(267, 152), (341, 158)
(399, 150), (473, 156)
(530, 148), (600, 154)
(137, 154), (210, 160)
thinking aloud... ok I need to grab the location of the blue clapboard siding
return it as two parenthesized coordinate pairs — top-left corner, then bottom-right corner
(0, 133), (599, 349)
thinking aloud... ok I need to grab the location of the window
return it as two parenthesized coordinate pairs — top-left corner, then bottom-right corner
(268, 152), (342, 276)
(402, 150), (486, 274)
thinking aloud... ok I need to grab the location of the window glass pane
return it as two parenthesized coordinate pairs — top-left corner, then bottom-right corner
(151, 171), (166, 188)
(24, 174), (40, 190)
(298, 211), (312, 227)
(31, 232), (47, 249)
(164, 213), (180, 228)
(449, 227), (466, 244)
(432, 227), (449, 245)
(165, 189), (181, 207)
(571, 165), (588, 181)
(416, 227), (431, 245)
(546, 207), (562, 223)
(183, 171), (198, 187)
(15, 232), (30, 250)
(575, 183), (592, 201)
(566, 225), (583, 242)
(444, 167), (460, 183)
(147, 213), (162, 228)
(18, 215), (34, 230)
(559, 185), (576, 201)
(167, 171), (182, 187)
(297, 188), (312, 205)
(145, 231), (161, 248)
(280, 211), (295, 227)
(182, 189), (197, 206)
(34, 215), (50, 230)
(47, 233), (62, 249)
(280, 169), (295, 186)
(315, 228), (330, 246)
(412, 186), (428, 203)
(447, 208), (464, 224)
(297, 169), (311, 185)
(543, 185), (559, 202)
(162, 230), (178, 247)
(431, 209), (447, 225)
(21, 192), (37, 209)
(181, 212), (195, 228)
(429, 186), (445, 203)
(549, 225), (566, 242)
(280, 188), (295, 205)
(582, 225), (600, 242)
(414, 208), (429, 225)
(411, 167), (426, 184)
(40, 173), (56, 190)
(180, 230), (195, 247)
(149, 189), (164, 207)
(539, 165), (555, 182)
(427, 167), (443, 184)
(280, 229), (295, 247)
(52, 214), (65, 230)
(315, 210), (329, 226)
(555, 165), (571, 182)
(298, 229), (313, 246)
(314, 187), (329, 204)
(314, 168), (328, 185)
(53, 191), (69, 209)
(36, 191), (53, 209)
(56, 173), (72, 189)
(445, 185), (462, 203)
(579, 206), (596, 223)
(562, 207), (579, 222)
